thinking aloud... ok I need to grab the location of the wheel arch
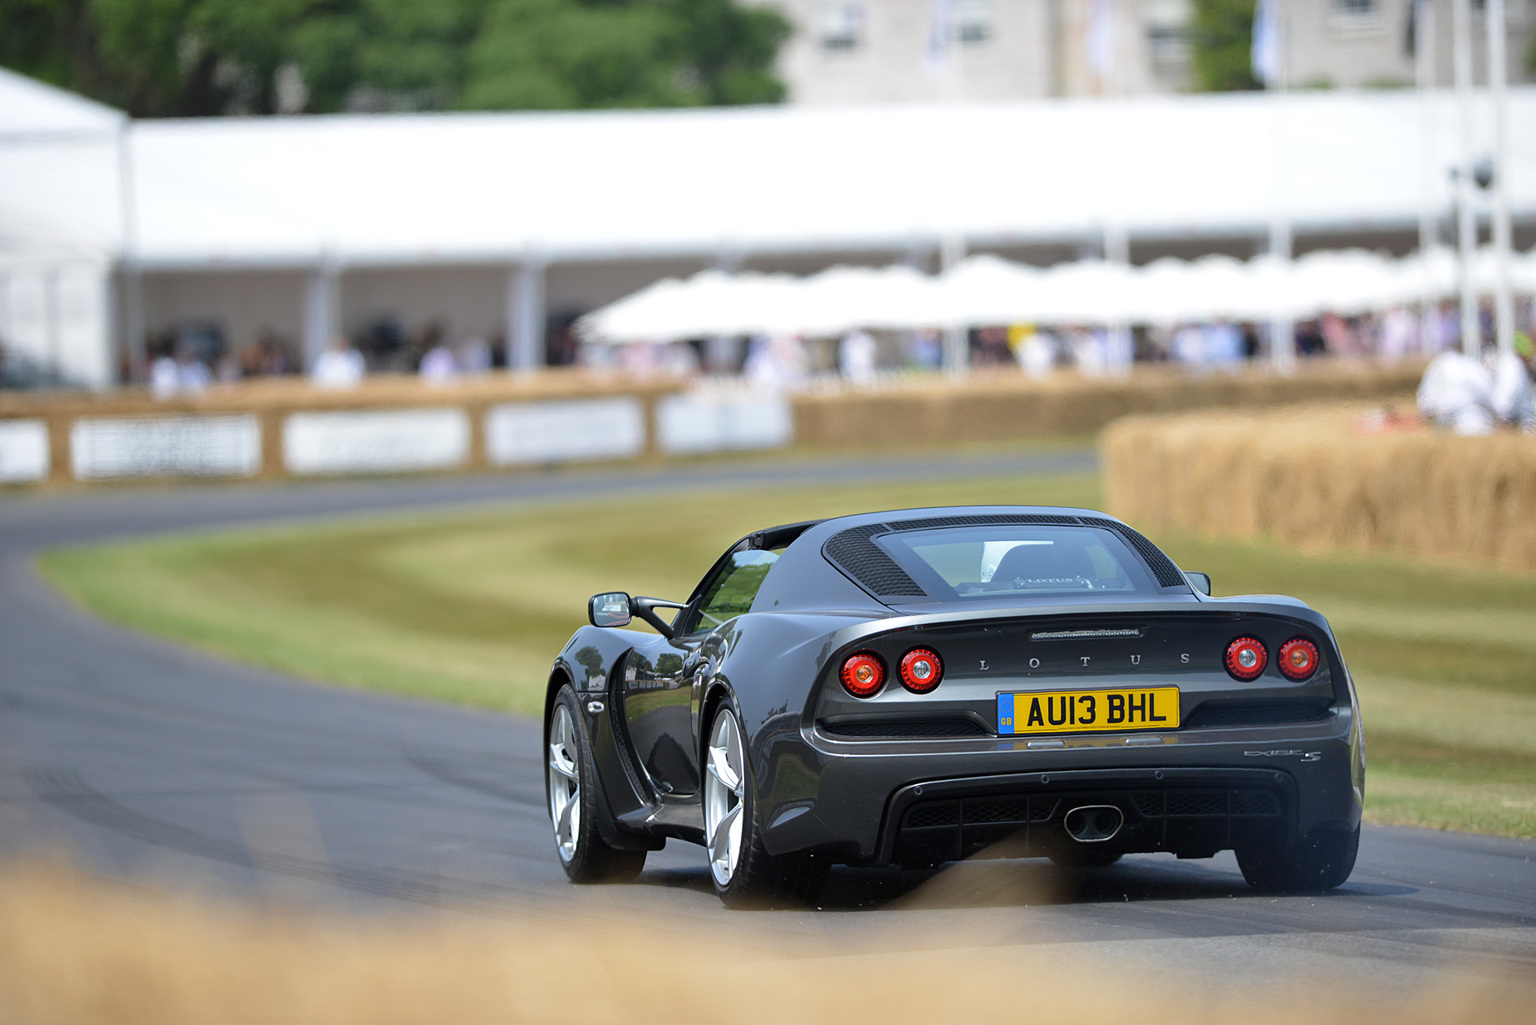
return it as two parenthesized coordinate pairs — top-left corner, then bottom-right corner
(699, 677), (735, 773)
(545, 664), (574, 729)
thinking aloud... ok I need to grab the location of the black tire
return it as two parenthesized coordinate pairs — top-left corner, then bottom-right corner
(703, 700), (828, 909)
(545, 686), (646, 884)
(1237, 824), (1359, 893)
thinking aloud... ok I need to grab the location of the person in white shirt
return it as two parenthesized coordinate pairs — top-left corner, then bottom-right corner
(149, 353), (179, 399)
(838, 329), (877, 385)
(418, 343), (456, 384)
(312, 334), (365, 389)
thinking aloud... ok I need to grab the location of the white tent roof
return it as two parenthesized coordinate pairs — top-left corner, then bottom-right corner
(0, 69), (125, 260)
(2, 76), (1535, 270)
(0, 67), (124, 139)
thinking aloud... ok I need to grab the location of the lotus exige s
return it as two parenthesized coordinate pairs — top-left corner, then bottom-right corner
(543, 506), (1363, 907)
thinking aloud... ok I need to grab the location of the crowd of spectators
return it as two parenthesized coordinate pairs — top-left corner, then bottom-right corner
(572, 296), (1534, 387)
(139, 318), (506, 397)
(109, 293), (1536, 407)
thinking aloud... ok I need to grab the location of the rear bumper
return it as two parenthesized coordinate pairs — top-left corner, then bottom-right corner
(879, 766), (1296, 867)
(759, 710), (1362, 866)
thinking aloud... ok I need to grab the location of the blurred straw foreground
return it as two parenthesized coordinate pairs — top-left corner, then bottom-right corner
(1, 863), (1531, 1025)
(1104, 404), (1536, 572)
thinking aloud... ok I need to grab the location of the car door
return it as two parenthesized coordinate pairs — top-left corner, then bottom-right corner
(621, 543), (780, 798)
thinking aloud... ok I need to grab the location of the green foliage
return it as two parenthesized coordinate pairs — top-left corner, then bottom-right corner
(0, 0), (788, 116)
(1189, 0), (1260, 92)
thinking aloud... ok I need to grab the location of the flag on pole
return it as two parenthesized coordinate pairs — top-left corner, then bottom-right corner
(1087, 0), (1115, 80)
(925, 0), (954, 73)
(1251, 0), (1280, 87)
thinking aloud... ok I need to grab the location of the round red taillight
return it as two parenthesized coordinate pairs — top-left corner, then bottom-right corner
(1278, 638), (1320, 681)
(840, 652), (886, 698)
(899, 648), (944, 693)
(1225, 636), (1268, 681)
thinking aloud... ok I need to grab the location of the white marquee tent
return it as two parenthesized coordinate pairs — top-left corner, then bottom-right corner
(4, 65), (1536, 384)
(578, 247), (1536, 343)
(0, 69), (123, 387)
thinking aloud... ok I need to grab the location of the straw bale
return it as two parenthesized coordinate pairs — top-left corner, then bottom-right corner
(0, 862), (1529, 1025)
(791, 362), (1424, 448)
(1103, 404), (1536, 572)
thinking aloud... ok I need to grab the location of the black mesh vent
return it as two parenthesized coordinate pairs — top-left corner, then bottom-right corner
(1165, 791), (1229, 816)
(1184, 704), (1332, 729)
(903, 797), (1062, 829)
(1231, 791), (1281, 815)
(904, 802), (962, 829)
(823, 718), (989, 739)
(1079, 517), (1186, 588)
(966, 798), (1032, 824)
(1129, 789), (1280, 819)
(822, 523), (926, 597)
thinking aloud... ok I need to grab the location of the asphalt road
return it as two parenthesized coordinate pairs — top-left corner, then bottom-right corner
(2, 450), (1533, 987)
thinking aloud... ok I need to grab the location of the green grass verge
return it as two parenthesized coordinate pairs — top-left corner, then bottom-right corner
(37, 470), (1536, 840)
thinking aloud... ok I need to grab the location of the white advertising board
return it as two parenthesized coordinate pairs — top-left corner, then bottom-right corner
(0, 420), (49, 482)
(485, 398), (644, 465)
(284, 409), (469, 475)
(656, 393), (793, 455)
(71, 415), (261, 480)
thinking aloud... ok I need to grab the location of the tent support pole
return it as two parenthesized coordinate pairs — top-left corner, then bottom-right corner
(1453, 0), (1479, 357)
(302, 256), (339, 373)
(509, 260), (546, 374)
(1103, 223), (1131, 374)
(1487, 0), (1514, 356)
(116, 122), (145, 385)
(1416, 0), (1439, 355)
(940, 234), (966, 376)
(1266, 4), (1295, 376)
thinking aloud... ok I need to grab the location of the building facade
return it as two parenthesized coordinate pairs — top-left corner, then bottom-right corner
(755, 0), (1193, 101)
(753, 0), (1535, 103)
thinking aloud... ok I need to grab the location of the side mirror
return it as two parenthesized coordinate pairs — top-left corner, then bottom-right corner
(588, 592), (632, 628)
(1185, 571), (1212, 596)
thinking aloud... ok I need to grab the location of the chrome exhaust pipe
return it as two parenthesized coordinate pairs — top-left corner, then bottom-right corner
(1064, 804), (1123, 843)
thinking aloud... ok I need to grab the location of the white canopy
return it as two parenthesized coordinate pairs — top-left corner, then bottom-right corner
(0, 66), (124, 139)
(2, 76), (1534, 269)
(578, 246), (1536, 343)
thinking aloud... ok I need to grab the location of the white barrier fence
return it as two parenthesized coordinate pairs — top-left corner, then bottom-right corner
(657, 393), (794, 454)
(71, 415), (262, 480)
(0, 419), (49, 482)
(2, 393), (792, 483)
(485, 398), (645, 465)
(284, 409), (471, 476)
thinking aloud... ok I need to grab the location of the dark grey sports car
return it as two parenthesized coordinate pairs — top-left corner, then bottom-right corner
(543, 506), (1363, 907)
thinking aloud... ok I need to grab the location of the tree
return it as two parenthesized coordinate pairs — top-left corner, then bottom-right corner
(1, 0), (320, 116)
(1189, 0), (1260, 92)
(0, 0), (789, 116)
(461, 0), (788, 110)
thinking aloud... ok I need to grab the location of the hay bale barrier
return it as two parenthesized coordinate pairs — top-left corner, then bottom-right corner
(792, 362), (1423, 449)
(1103, 404), (1536, 572)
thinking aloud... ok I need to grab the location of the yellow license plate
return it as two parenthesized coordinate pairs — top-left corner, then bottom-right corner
(997, 687), (1180, 735)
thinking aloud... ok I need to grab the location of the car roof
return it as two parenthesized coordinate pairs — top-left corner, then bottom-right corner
(746, 506), (1186, 615)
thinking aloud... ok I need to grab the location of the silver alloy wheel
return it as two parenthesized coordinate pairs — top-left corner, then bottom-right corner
(704, 709), (746, 888)
(547, 702), (581, 863)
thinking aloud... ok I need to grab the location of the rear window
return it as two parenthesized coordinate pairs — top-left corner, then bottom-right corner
(874, 525), (1158, 600)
